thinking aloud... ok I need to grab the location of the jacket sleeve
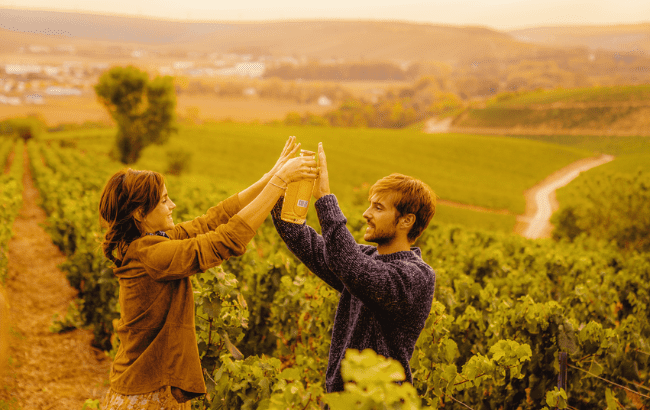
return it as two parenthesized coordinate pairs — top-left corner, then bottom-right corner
(315, 194), (433, 317)
(271, 197), (344, 292)
(166, 193), (242, 240)
(139, 214), (256, 281)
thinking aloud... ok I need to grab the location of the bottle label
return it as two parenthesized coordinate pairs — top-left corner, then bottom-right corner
(297, 199), (309, 208)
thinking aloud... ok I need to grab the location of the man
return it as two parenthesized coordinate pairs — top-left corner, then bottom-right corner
(271, 142), (436, 393)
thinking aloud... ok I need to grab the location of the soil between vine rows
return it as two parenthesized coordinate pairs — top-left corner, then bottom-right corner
(0, 148), (111, 409)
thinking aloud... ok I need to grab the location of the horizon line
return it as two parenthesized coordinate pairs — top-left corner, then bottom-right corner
(2, 6), (650, 32)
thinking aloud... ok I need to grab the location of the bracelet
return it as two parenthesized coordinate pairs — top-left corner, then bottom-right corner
(274, 174), (288, 185)
(269, 181), (287, 190)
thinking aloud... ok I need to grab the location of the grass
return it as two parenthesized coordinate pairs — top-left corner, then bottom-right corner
(54, 123), (592, 218)
(433, 204), (516, 232)
(504, 134), (650, 156)
(505, 134), (650, 177)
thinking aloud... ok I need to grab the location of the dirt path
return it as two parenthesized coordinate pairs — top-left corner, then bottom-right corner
(515, 154), (615, 239)
(423, 117), (453, 133)
(428, 150), (614, 239)
(0, 146), (110, 409)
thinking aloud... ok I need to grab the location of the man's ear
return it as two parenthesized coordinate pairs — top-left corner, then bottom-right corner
(400, 214), (416, 229)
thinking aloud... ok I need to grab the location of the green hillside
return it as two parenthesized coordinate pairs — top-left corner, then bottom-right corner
(453, 85), (650, 135)
(506, 134), (650, 174)
(488, 85), (650, 107)
(49, 123), (593, 232)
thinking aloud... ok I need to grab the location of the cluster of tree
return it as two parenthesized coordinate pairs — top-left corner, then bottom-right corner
(170, 49), (650, 113)
(0, 116), (45, 141)
(259, 50), (650, 101)
(283, 77), (463, 128)
(175, 76), (354, 105)
(263, 61), (418, 81)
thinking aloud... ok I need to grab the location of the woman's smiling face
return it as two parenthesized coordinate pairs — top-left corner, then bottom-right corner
(141, 184), (176, 233)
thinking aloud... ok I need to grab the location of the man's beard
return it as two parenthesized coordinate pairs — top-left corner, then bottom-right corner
(364, 223), (398, 245)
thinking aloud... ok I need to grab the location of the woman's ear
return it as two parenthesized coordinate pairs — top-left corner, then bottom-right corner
(133, 209), (145, 223)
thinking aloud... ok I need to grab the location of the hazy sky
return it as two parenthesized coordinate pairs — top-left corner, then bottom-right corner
(1, 0), (648, 30)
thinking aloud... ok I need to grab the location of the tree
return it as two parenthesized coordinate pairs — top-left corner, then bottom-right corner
(95, 66), (177, 164)
(0, 116), (45, 141)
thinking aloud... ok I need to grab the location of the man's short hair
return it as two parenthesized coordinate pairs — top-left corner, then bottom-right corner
(368, 173), (437, 243)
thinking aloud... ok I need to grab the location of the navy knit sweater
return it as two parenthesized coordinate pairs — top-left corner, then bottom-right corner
(271, 194), (435, 393)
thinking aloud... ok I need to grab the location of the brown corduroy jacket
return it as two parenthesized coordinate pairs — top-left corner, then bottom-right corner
(109, 194), (255, 400)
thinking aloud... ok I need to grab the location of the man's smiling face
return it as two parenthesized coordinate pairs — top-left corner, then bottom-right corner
(362, 193), (400, 246)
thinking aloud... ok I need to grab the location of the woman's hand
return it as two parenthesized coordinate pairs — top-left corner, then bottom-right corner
(269, 136), (301, 177)
(313, 142), (331, 199)
(276, 154), (318, 184)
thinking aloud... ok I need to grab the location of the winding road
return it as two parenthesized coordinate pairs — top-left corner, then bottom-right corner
(423, 118), (616, 237)
(516, 154), (615, 239)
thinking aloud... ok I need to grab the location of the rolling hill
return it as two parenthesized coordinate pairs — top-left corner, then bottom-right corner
(0, 8), (619, 64)
(451, 85), (650, 136)
(509, 24), (650, 54)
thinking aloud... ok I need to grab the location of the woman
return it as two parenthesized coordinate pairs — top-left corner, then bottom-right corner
(99, 137), (317, 409)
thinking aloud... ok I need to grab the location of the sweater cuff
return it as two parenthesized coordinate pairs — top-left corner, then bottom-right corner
(271, 196), (284, 221)
(315, 194), (346, 226)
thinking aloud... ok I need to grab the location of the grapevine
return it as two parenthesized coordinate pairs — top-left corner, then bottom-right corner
(24, 140), (650, 409)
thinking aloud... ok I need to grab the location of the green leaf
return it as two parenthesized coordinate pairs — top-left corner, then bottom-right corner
(341, 349), (405, 384)
(443, 363), (458, 388)
(587, 359), (603, 377)
(444, 339), (458, 363)
(605, 388), (619, 410)
(323, 392), (360, 410)
(278, 367), (302, 381)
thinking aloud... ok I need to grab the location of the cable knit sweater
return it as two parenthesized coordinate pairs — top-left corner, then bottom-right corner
(271, 194), (435, 392)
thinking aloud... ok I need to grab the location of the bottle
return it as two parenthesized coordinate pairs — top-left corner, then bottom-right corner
(281, 153), (316, 224)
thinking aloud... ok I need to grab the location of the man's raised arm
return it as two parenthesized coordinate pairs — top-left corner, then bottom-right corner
(271, 197), (344, 292)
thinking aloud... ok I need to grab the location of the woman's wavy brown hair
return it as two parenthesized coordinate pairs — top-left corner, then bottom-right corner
(99, 168), (165, 267)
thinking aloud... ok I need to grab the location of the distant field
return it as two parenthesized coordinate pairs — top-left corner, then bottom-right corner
(505, 134), (650, 177)
(0, 95), (112, 125)
(55, 123), (592, 218)
(0, 93), (333, 126)
(175, 94), (331, 123)
(455, 106), (650, 133)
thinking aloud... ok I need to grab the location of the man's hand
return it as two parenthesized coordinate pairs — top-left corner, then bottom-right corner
(313, 142), (331, 200)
